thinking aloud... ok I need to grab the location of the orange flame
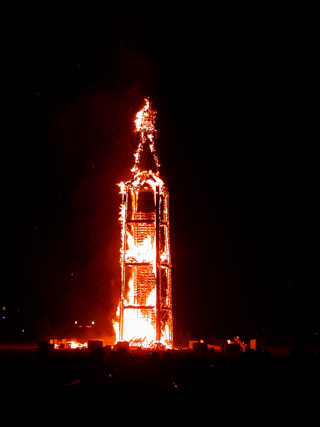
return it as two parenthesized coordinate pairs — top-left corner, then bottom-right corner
(134, 99), (150, 131)
(113, 101), (172, 349)
(114, 176), (172, 348)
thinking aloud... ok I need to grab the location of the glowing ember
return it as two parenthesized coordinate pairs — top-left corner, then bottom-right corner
(52, 340), (88, 350)
(114, 99), (173, 349)
(68, 341), (88, 350)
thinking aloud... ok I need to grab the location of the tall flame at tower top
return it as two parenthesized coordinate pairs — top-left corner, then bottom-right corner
(131, 98), (160, 175)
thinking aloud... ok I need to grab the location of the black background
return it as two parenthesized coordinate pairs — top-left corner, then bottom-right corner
(2, 2), (318, 344)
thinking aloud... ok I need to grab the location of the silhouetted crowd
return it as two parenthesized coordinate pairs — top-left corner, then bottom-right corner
(1, 345), (319, 413)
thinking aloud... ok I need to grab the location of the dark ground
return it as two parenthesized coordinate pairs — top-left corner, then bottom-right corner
(1, 343), (319, 418)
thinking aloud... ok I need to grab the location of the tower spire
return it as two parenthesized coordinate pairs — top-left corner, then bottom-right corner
(131, 98), (160, 175)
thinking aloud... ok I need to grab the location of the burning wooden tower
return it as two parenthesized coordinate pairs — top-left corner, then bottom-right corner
(115, 99), (173, 348)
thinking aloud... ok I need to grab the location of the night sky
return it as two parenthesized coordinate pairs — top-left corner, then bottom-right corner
(2, 3), (318, 344)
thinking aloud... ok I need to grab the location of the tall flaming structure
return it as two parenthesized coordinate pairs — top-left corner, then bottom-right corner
(115, 99), (173, 348)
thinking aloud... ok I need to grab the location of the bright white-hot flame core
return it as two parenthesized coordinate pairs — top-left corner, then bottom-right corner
(134, 100), (150, 131)
(126, 231), (156, 274)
